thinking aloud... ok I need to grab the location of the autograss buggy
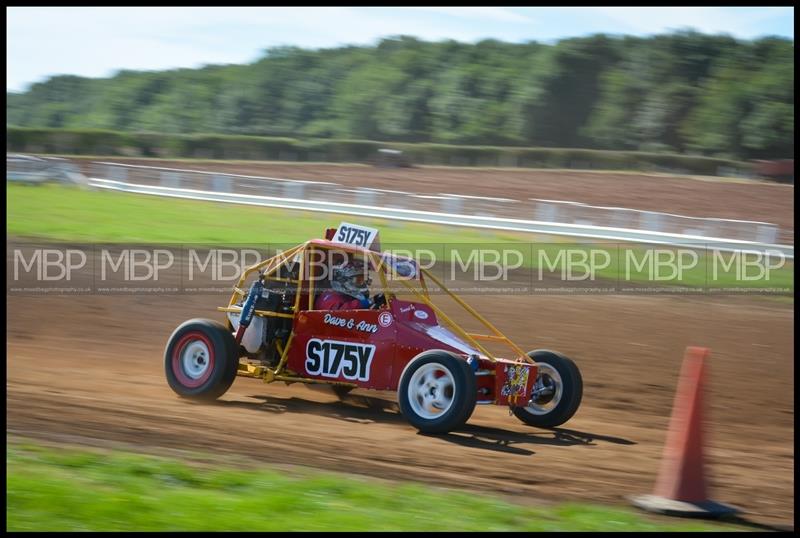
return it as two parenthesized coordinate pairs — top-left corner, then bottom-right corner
(165, 222), (583, 433)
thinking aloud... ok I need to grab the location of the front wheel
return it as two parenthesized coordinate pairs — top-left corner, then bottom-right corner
(398, 351), (477, 434)
(165, 318), (239, 401)
(512, 350), (582, 428)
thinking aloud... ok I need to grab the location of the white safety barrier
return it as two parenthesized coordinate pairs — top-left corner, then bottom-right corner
(9, 154), (790, 257)
(84, 160), (791, 245)
(87, 176), (794, 259)
(7, 154), (87, 186)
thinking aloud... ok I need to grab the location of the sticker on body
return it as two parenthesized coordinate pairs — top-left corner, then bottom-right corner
(305, 338), (376, 381)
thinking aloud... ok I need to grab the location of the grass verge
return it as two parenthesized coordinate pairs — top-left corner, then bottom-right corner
(6, 183), (793, 292)
(7, 439), (743, 532)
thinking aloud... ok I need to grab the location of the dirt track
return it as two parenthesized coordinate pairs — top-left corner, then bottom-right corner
(7, 160), (794, 527)
(7, 289), (793, 526)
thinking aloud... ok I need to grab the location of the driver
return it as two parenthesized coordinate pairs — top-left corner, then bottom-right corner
(315, 259), (378, 310)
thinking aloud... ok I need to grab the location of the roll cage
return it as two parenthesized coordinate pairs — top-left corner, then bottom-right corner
(218, 238), (535, 387)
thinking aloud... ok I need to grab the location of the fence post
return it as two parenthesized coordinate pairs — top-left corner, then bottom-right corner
(535, 202), (557, 222)
(162, 171), (180, 188)
(756, 225), (778, 245)
(109, 165), (128, 182)
(282, 182), (304, 199)
(640, 212), (663, 232)
(441, 197), (463, 215)
(355, 188), (376, 207)
(212, 174), (231, 193)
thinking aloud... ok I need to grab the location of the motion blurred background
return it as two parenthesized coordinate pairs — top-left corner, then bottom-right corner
(6, 6), (794, 532)
(6, 6), (794, 165)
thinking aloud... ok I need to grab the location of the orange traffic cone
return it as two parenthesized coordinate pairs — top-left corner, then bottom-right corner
(631, 347), (739, 518)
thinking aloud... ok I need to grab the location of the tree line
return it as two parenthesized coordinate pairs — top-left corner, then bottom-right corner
(6, 31), (794, 160)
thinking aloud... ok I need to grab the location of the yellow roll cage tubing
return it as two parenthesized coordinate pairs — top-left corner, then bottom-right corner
(218, 240), (535, 386)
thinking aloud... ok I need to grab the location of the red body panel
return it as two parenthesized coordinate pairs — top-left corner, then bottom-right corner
(288, 308), (397, 389)
(286, 298), (537, 404)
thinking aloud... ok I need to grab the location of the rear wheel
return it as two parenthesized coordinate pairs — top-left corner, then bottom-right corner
(512, 350), (582, 428)
(165, 318), (239, 401)
(398, 351), (477, 434)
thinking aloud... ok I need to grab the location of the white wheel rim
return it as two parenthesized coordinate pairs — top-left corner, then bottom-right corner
(181, 340), (211, 380)
(407, 363), (456, 420)
(526, 363), (563, 415)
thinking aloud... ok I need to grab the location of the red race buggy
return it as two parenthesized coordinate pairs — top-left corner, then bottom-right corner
(165, 222), (583, 433)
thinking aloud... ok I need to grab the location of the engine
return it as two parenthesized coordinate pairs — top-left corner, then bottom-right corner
(228, 277), (294, 366)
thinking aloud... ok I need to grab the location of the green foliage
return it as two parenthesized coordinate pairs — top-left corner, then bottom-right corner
(6, 32), (793, 160)
(5, 127), (752, 175)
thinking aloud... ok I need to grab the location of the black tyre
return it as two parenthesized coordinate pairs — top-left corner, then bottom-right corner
(512, 350), (582, 428)
(165, 318), (239, 401)
(398, 351), (477, 434)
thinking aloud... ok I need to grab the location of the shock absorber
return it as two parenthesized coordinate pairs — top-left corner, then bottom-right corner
(235, 277), (265, 345)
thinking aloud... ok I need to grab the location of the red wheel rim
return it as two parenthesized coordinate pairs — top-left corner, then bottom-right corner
(171, 331), (215, 388)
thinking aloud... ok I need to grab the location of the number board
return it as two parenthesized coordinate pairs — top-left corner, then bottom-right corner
(332, 222), (381, 250)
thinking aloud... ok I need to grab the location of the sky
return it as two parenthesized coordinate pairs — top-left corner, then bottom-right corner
(6, 6), (795, 93)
